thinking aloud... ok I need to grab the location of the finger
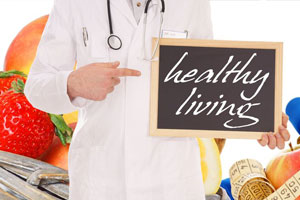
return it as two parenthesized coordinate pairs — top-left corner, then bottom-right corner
(112, 77), (121, 86)
(282, 112), (289, 128)
(112, 68), (141, 77)
(279, 125), (290, 141)
(258, 133), (268, 147)
(274, 132), (285, 150)
(101, 78), (116, 88)
(101, 77), (120, 88)
(94, 61), (120, 69)
(106, 61), (120, 68)
(106, 87), (114, 94)
(267, 132), (276, 150)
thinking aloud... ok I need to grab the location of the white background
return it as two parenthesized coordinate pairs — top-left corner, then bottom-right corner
(0, 0), (300, 179)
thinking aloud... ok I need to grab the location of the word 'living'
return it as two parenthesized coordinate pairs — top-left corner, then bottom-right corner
(164, 52), (270, 129)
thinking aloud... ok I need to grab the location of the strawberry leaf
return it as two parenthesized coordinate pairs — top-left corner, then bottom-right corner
(10, 78), (25, 93)
(0, 70), (27, 78)
(49, 113), (73, 145)
(66, 135), (72, 144)
(55, 127), (67, 146)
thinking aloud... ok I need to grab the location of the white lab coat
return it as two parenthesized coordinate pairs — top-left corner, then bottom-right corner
(24, 0), (214, 199)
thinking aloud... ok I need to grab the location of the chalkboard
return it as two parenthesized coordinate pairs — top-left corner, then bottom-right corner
(150, 39), (283, 139)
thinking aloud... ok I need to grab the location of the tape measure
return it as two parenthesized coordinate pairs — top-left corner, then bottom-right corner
(229, 159), (300, 200)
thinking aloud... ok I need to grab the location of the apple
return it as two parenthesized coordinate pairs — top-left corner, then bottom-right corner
(266, 144), (300, 200)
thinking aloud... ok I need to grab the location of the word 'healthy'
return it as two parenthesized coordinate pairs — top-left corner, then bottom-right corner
(164, 52), (269, 129)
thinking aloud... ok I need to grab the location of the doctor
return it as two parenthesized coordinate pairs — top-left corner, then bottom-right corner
(24, 0), (290, 199)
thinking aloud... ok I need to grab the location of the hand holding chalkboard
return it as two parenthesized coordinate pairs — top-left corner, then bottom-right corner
(257, 113), (290, 149)
(150, 39), (283, 139)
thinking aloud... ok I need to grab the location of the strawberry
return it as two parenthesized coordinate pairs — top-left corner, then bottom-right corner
(0, 78), (73, 158)
(0, 70), (27, 95)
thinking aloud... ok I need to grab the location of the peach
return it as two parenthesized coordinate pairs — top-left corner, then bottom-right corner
(5, 15), (48, 74)
(39, 122), (77, 170)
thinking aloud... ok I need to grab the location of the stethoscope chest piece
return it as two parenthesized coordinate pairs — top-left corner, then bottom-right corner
(107, 34), (122, 50)
(107, 0), (122, 51)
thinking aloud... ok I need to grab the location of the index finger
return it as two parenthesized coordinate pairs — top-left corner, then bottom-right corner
(112, 68), (141, 77)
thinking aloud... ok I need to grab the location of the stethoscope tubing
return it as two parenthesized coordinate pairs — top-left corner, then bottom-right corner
(144, 0), (165, 14)
(107, 0), (165, 51)
(107, 0), (113, 35)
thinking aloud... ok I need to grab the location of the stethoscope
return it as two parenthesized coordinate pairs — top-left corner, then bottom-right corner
(107, 0), (165, 56)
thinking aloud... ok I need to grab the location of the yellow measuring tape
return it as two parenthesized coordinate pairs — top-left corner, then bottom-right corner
(229, 159), (300, 200)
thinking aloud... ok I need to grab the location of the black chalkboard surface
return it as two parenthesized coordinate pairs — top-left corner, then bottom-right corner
(150, 39), (282, 139)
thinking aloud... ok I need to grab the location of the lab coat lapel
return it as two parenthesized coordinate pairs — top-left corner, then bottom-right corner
(144, 0), (160, 25)
(110, 0), (138, 27)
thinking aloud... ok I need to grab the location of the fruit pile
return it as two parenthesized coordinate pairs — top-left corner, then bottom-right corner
(0, 70), (73, 168)
(2, 15), (78, 170)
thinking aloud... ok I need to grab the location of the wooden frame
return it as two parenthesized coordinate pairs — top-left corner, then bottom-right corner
(149, 38), (283, 139)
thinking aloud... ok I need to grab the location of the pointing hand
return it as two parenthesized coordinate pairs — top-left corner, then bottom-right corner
(67, 61), (141, 101)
